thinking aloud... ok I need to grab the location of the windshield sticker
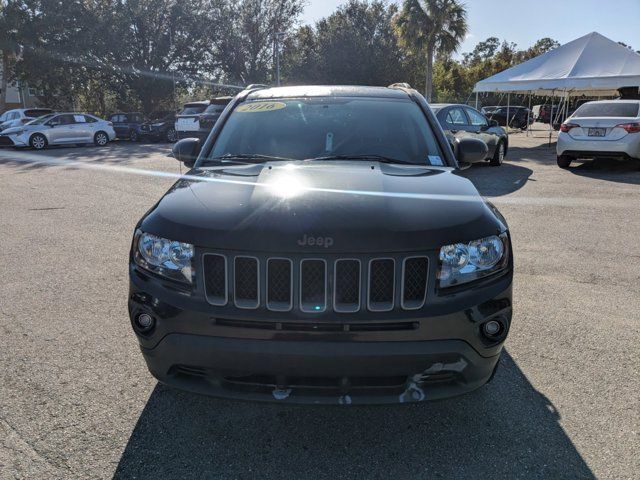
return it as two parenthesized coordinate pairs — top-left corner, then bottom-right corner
(236, 101), (286, 113)
(428, 155), (444, 166)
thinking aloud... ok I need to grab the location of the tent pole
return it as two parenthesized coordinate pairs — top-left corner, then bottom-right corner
(548, 91), (554, 147)
(527, 91), (532, 137)
(507, 93), (511, 132)
(475, 91), (479, 109)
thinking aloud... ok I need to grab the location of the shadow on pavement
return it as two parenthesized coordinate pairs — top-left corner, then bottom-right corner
(113, 351), (594, 479)
(0, 142), (171, 170)
(568, 158), (640, 185)
(461, 161), (534, 196)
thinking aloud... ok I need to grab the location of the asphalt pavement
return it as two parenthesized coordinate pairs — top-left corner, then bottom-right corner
(0, 135), (638, 479)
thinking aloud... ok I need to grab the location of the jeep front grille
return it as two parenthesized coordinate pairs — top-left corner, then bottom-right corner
(202, 253), (429, 312)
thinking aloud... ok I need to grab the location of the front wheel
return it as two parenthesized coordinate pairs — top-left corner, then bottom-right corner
(94, 131), (109, 147)
(557, 154), (573, 169)
(30, 133), (48, 150)
(166, 127), (177, 143)
(490, 141), (505, 166)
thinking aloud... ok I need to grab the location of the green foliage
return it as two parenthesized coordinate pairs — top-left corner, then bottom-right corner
(394, 0), (468, 100)
(282, 1), (404, 86)
(0, 0), (570, 114)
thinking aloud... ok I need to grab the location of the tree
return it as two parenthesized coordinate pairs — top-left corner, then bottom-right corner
(394, 0), (467, 101)
(206, 0), (305, 85)
(285, 0), (403, 86)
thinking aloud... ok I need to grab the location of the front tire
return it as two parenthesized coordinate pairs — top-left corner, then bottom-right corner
(557, 154), (573, 169)
(130, 130), (139, 142)
(94, 131), (109, 147)
(30, 133), (48, 150)
(166, 127), (177, 143)
(490, 141), (505, 166)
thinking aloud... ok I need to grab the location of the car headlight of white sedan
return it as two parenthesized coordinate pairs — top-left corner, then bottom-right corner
(133, 230), (194, 283)
(438, 233), (509, 288)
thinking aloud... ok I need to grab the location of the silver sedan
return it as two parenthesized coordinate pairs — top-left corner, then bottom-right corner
(0, 113), (116, 149)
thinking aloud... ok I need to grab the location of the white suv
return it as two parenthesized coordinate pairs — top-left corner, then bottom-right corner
(557, 100), (640, 168)
(0, 108), (54, 132)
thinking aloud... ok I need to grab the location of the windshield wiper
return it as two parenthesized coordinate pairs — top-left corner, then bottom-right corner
(305, 154), (418, 165)
(202, 154), (295, 165)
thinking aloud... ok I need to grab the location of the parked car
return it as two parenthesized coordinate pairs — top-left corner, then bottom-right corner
(557, 100), (640, 168)
(481, 106), (533, 130)
(175, 97), (232, 140)
(108, 112), (144, 141)
(432, 103), (509, 166)
(128, 84), (514, 405)
(138, 111), (177, 143)
(0, 108), (54, 132)
(0, 112), (115, 149)
(533, 104), (575, 127)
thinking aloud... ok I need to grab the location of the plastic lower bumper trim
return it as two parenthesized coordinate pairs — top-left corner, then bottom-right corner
(141, 334), (500, 405)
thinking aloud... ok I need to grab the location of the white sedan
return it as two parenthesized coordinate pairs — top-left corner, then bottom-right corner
(557, 100), (640, 168)
(0, 113), (116, 150)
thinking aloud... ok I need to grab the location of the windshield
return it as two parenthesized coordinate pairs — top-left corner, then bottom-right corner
(203, 97), (446, 166)
(573, 102), (639, 118)
(27, 114), (56, 125)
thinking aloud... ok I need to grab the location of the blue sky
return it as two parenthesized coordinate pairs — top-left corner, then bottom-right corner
(302, 0), (640, 55)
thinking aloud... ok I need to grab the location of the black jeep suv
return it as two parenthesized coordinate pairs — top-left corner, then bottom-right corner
(128, 85), (513, 405)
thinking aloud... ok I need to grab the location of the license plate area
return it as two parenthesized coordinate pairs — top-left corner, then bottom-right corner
(588, 127), (606, 137)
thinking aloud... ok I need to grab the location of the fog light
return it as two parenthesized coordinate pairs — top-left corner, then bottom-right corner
(136, 313), (155, 332)
(483, 320), (502, 337)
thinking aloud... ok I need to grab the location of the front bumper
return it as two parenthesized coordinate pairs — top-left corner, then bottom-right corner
(0, 134), (27, 147)
(128, 264), (512, 405)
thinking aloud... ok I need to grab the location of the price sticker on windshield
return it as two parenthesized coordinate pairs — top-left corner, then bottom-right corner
(236, 102), (286, 113)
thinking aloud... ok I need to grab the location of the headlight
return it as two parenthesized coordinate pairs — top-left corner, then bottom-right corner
(10, 129), (25, 136)
(133, 230), (194, 283)
(151, 122), (165, 127)
(438, 233), (509, 288)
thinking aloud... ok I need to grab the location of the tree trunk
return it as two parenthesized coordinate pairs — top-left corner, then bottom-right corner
(424, 44), (434, 102)
(0, 50), (8, 113)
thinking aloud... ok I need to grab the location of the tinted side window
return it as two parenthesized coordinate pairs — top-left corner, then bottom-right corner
(84, 115), (98, 123)
(57, 114), (76, 125)
(466, 108), (488, 126)
(446, 107), (468, 126)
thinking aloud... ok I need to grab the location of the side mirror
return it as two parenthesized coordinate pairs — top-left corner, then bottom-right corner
(454, 137), (488, 166)
(489, 120), (499, 128)
(172, 138), (201, 168)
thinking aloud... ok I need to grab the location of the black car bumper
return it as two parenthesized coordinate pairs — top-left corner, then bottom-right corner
(0, 135), (15, 147)
(128, 267), (512, 405)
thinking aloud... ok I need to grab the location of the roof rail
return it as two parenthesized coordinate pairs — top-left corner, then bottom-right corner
(245, 84), (270, 90)
(388, 83), (412, 90)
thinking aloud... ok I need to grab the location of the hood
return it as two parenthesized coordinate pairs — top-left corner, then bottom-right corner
(140, 162), (506, 253)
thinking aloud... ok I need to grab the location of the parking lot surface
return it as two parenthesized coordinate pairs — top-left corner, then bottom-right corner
(0, 136), (638, 479)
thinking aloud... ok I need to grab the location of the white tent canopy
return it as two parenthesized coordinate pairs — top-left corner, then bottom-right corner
(473, 32), (640, 95)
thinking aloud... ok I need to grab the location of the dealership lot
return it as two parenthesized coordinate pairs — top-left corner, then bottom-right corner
(0, 136), (638, 479)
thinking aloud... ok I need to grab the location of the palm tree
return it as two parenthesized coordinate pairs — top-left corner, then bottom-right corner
(395, 0), (467, 101)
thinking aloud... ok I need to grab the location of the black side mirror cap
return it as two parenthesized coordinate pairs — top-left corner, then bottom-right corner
(172, 138), (201, 168)
(454, 137), (488, 165)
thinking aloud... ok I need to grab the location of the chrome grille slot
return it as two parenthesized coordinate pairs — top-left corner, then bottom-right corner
(300, 259), (327, 313)
(368, 259), (395, 312)
(267, 258), (293, 311)
(334, 259), (361, 313)
(402, 257), (429, 310)
(234, 256), (259, 309)
(203, 254), (227, 306)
